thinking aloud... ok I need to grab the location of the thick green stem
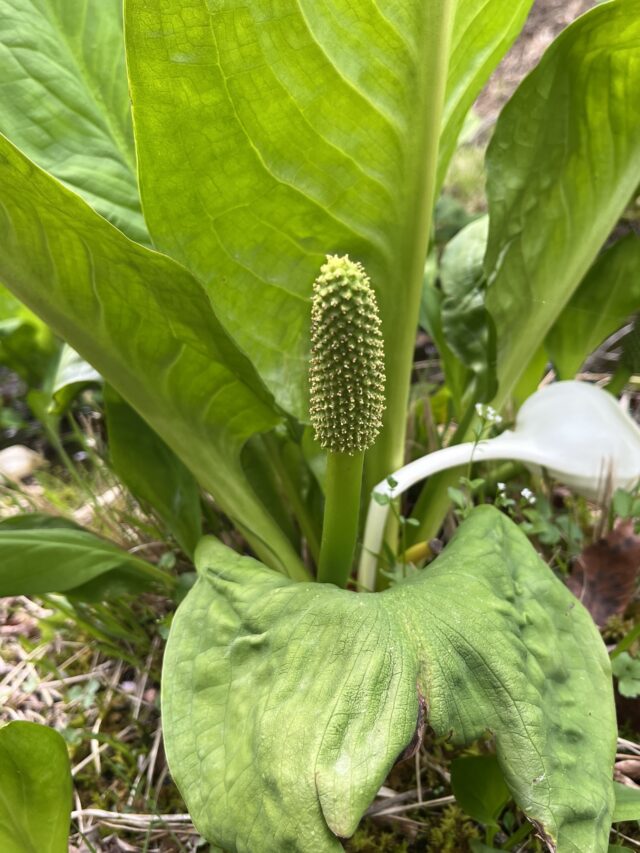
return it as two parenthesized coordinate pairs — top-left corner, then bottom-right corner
(318, 451), (364, 587)
(364, 1), (456, 498)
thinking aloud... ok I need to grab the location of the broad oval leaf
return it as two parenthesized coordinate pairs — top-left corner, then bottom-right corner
(163, 507), (615, 853)
(125, 0), (455, 444)
(485, 1), (640, 406)
(0, 721), (72, 853)
(0, 133), (307, 579)
(0, 0), (146, 241)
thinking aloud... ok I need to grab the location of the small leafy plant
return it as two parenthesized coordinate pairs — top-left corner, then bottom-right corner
(1, 1), (640, 851)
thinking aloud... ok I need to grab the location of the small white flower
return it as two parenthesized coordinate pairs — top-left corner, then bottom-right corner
(521, 487), (536, 504)
(475, 402), (503, 425)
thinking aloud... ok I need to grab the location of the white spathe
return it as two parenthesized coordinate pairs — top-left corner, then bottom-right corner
(495, 381), (640, 498)
(358, 381), (640, 591)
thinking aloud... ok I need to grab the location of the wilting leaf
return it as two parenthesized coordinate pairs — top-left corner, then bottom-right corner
(0, 0), (146, 241)
(163, 507), (615, 852)
(567, 520), (640, 627)
(485, 2), (640, 406)
(0, 721), (72, 853)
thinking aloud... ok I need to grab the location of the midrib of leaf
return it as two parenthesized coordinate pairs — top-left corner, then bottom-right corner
(365, 0), (457, 493)
(40, 0), (137, 177)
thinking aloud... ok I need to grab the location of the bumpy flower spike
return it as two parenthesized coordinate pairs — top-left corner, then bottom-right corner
(310, 255), (386, 587)
(310, 255), (385, 455)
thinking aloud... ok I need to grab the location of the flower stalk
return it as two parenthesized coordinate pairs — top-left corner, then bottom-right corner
(310, 255), (385, 586)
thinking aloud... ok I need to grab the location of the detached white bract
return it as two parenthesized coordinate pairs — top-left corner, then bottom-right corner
(359, 381), (640, 590)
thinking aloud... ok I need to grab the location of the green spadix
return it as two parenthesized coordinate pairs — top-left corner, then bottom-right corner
(310, 255), (385, 586)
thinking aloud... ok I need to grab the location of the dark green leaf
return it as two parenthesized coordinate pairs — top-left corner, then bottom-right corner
(0, 527), (171, 598)
(0, 513), (81, 531)
(105, 385), (202, 557)
(163, 507), (615, 852)
(440, 215), (497, 402)
(546, 235), (640, 379)
(485, 2), (640, 406)
(0, 721), (72, 853)
(451, 755), (510, 827)
(420, 258), (469, 416)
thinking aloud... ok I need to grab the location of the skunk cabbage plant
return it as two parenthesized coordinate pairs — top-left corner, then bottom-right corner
(1, 0), (640, 850)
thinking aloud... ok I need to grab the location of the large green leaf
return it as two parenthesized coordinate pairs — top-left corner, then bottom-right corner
(163, 507), (615, 852)
(485, 1), (640, 406)
(0, 133), (307, 579)
(0, 525), (172, 598)
(105, 385), (202, 558)
(546, 234), (640, 379)
(125, 0), (456, 487)
(0, 0), (145, 241)
(437, 0), (534, 190)
(0, 721), (72, 853)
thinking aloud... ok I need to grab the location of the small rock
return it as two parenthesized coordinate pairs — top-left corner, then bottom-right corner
(0, 445), (44, 481)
